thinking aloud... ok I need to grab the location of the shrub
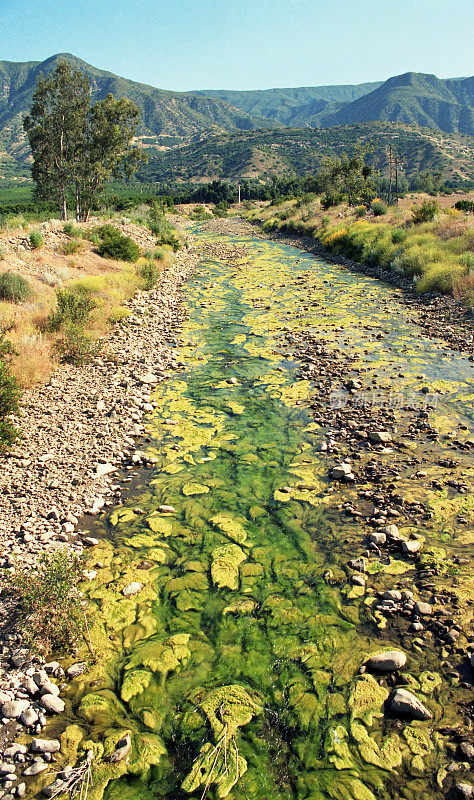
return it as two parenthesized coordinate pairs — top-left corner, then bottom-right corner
(13, 550), (85, 653)
(97, 231), (140, 262)
(0, 326), (20, 452)
(63, 222), (82, 237)
(454, 199), (474, 213)
(355, 205), (366, 218)
(391, 229), (407, 244)
(139, 259), (160, 290)
(412, 200), (439, 224)
(47, 287), (96, 331)
(29, 230), (44, 249)
(0, 271), (33, 303)
(0, 246), (6, 260)
(53, 323), (100, 365)
(60, 240), (81, 255)
(371, 199), (387, 216)
(153, 248), (165, 261)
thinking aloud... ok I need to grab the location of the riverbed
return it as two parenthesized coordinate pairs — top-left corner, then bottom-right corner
(35, 231), (473, 800)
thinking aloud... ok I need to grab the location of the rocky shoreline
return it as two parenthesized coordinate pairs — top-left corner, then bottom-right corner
(0, 244), (201, 798)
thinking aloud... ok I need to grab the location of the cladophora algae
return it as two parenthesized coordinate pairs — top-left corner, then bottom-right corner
(42, 234), (473, 800)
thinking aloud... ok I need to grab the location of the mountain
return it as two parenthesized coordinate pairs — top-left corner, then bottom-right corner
(318, 73), (474, 134)
(138, 123), (474, 186)
(190, 82), (382, 124)
(0, 53), (275, 175)
(195, 73), (474, 135)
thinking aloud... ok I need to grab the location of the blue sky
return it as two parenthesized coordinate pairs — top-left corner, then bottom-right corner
(1, 0), (472, 90)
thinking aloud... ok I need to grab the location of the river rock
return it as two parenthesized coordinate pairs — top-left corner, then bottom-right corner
(39, 694), (65, 714)
(31, 739), (61, 754)
(1, 699), (30, 718)
(157, 505), (176, 514)
(390, 688), (432, 720)
(383, 590), (402, 602)
(414, 601), (432, 616)
(107, 733), (131, 763)
(381, 524), (400, 539)
(24, 761), (48, 776)
(365, 650), (407, 672)
(369, 431), (392, 444)
(369, 532), (387, 545)
(331, 462), (352, 479)
(122, 582), (143, 597)
(0, 690), (12, 704)
(66, 662), (87, 679)
(402, 539), (421, 554)
(20, 707), (39, 726)
(456, 784), (474, 800)
(458, 742), (474, 762)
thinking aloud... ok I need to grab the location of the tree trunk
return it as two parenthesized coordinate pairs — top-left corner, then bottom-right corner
(61, 194), (67, 221)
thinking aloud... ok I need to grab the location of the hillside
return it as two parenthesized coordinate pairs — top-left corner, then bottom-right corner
(138, 123), (474, 185)
(190, 82), (382, 124)
(196, 73), (474, 135)
(0, 53), (275, 175)
(320, 73), (474, 134)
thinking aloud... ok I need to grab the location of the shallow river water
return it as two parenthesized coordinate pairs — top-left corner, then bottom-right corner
(57, 234), (473, 800)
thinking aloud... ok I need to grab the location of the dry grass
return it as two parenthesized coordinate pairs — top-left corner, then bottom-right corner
(0, 217), (170, 387)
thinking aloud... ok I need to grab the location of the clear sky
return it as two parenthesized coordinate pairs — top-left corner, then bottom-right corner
(1, 0), (472, 90)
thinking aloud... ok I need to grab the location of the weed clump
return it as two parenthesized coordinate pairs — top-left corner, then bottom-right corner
(412, 200), (438, 224)
(138, 259), (160, 290)
(371, 199), (387, 216)
(47, 287), (96, 331)
(0, 326), (20, 452)
(29, 230), (44, 249)
(97, 229), (140, 262)
(0, 271), (33, 303)
(13, 550), (85, 653)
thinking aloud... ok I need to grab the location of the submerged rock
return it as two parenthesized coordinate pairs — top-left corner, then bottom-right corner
(107, 732), (132, 762)
(365, 650), (407, 673)
(390, 688), (432, 720)
(122, 582), (143, 597)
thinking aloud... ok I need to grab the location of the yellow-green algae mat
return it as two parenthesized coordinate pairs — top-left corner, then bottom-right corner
(42, 236), (473, 800)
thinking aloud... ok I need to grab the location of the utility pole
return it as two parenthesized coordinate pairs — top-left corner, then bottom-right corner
(395, 156), (399, 204)
(387, 143), (393, 205)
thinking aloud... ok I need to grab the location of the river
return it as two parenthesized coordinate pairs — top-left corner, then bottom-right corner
(55, 232), (473, 800)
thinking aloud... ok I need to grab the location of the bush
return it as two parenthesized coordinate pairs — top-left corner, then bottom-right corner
(412, 200), (439, 224)
(97, 231), (140, 262)
(13, 550), (85, 653)
(60, 240), (81, 255)
(139, 259), (160, 290)
(47, 287), (96, 331)
(63, 222), (82, 237)
(371, 199), (387, 216)
(53, 323), (100, 365)
(0, 326), (20, 452)
(454, 200), (474, 213)
(29, 230), (44, 249)
(355, 205), (366, 218)
(391, 229), (406, 244)
(0, 271), (33, 303)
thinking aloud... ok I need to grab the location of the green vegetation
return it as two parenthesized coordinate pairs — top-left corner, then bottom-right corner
(61, 239), (82, 255)
(0, 270), (33, 303)
(412, 200), (439, 223)
(63, 222), (83, 237)
(148, 204), (181, 250)
(97, 228), (141, 261)
(138, 259), (160, 289)
(29, 229), (44, 249)
(47, 287), (96, 331)
(371, 199), (387, 216)
(0, 326), (20, 452)
(250, 200), (474, 298)
(47, 286), (100, 364)
(13, 550), (85, 653)
(24, 59), (144, 221)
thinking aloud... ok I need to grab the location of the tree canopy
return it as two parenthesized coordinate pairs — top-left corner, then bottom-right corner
(24, 59), (145, 221)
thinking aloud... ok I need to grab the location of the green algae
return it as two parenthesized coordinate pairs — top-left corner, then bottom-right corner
(53, 233), (471, 800)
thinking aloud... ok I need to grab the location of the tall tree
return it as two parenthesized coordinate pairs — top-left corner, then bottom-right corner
(24, 60), (144, 221)
(23, 60), (90, 221)
(74, 94), (144, 221)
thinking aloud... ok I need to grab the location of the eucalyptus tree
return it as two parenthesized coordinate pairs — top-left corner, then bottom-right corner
(24, 59), (144, 221)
